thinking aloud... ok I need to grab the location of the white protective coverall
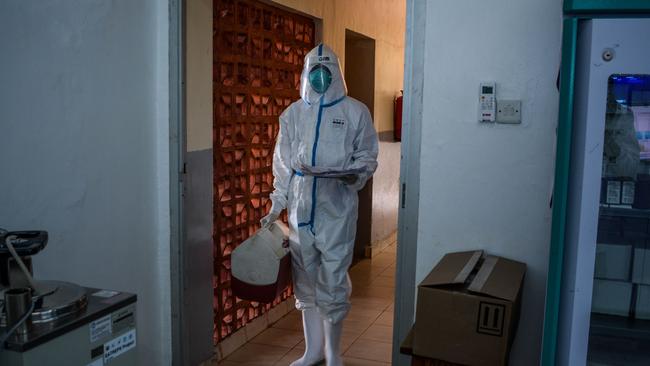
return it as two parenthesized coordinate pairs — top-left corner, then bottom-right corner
(268, 44), (379, 324)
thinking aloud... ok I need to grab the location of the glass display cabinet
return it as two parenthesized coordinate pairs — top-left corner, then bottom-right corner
(543, 2), (650, 365)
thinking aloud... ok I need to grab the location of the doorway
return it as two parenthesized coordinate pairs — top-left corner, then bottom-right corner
(345, 29), (376, 263)
(183, 0), (407, 364)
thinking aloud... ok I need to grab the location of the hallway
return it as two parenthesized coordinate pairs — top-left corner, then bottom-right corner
(216, 239), (397, 365)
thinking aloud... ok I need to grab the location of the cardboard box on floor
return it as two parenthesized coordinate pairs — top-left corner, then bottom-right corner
(411, 250), (526, 366)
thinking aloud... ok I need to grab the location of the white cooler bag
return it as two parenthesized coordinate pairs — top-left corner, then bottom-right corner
(231, 221), (292, 303)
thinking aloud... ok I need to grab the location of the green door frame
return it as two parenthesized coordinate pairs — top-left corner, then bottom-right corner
(541, 7), (650, 365)
(540, 17), (578, 366)
(565, 0), (650, 13)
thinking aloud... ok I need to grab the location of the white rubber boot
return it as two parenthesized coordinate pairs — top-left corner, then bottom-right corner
(291, 309), (325, 366)
(324, 319), (344, 366)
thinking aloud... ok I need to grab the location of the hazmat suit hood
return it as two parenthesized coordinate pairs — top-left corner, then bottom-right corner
(300, 43), (347, 105)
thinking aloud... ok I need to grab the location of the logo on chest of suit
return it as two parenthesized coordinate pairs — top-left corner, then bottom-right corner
(331, 118), (346, 129)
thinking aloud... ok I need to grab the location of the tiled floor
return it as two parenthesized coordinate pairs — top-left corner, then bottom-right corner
(217, 240), (397, 365)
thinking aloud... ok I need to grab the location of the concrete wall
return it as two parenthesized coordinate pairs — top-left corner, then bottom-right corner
(412, 1), (562, 365)
(0, 1), (172, 365)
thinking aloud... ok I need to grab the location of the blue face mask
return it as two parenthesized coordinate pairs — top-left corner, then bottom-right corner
(308, 65), (332, 94)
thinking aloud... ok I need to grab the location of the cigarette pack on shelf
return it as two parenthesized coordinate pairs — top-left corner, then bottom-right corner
(602, 178), (635, 206)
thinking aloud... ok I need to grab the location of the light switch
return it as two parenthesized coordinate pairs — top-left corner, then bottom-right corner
(496, 100), (521, 124)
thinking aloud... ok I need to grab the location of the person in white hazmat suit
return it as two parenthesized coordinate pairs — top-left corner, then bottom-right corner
(260, 44), (378, 366)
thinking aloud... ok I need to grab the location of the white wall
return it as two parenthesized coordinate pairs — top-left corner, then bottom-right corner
(413, 1), (562, 364)
(186, 0), (213, 153)
(373, 141), (401, 242)
(0, 1), (172, 364)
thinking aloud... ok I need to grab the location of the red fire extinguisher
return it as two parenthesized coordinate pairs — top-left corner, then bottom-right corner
(394, 90), (403, 141)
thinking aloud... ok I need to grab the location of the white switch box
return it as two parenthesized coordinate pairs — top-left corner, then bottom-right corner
(496, 100), (522, 124)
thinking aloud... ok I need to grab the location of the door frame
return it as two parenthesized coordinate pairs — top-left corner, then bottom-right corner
(169, 0), (187, 365)
(540, 16), (579, 366)
(565, 0), (650, 14)
(391, 0), (427, 364)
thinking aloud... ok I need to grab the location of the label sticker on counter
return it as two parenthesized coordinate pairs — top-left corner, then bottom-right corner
(93, 290), (120, 298)
(103, 329), (136, 363)
(90, 315), (113, 343)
